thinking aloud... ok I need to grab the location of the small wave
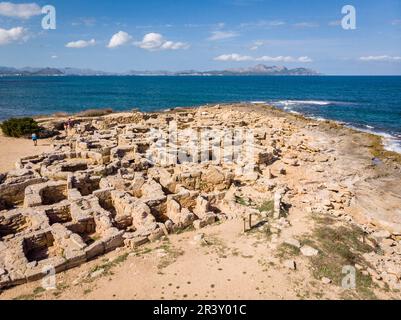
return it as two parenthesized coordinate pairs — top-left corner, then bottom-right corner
(273, 100), (332, 106)
(309, 116), (327, 122)
(348, 125), (392, 139)
(250, 101), (267, 104)
(261, 99), (401, 155)
(384, 139), (401, 154)
(347, 125), (401, 154)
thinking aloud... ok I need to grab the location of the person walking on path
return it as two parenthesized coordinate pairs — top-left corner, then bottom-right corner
(31, 132), (38, 146)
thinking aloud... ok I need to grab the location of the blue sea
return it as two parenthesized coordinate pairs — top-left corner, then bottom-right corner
(1, 76), (400, 152)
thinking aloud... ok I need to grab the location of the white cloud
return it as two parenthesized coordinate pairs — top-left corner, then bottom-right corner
(298, 56), (313, 63)
(135, 33), (189, 51)
(0, 2), (41, 19)
(214, 53), (253, 61)
(214, 53), (313, 63)
(249, 40), (266, 50)
(268, 21), (286, 27)
(391, 19), (401, 26)
(293, 22), (319, 28)
(107, 31), (132, 48)
(257, 55), (312, 63)
(359, 55), (401, 62)
(328, 20), (341, 27)
(208, 30), (239, 41)
(239, 20), (285, 29)
(0, 26), (27, 45)
(51, 55), (58, 59)
(66, 39), (96, 49)
(72, 17), (96, 27)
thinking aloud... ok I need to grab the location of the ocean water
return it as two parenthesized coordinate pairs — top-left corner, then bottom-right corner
(1, 76), (400, 152)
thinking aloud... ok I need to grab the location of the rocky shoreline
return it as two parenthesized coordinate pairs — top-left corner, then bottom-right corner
(1, 103), (401, 297)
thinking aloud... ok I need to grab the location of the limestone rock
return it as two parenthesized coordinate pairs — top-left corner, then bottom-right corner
(90, 268), (105, 278)
(372, 230), (391, 240)
(283, 259), (296, 270)
(321, 277), (332, 284)
(284, 238), (301, 249)
(300, 245), (319, 257)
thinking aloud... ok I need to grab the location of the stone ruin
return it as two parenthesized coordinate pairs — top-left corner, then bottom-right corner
(3, 105), (401, 292)
(0, 108), (283, 289)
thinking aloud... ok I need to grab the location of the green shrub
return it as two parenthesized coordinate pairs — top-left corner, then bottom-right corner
(258, 200), (274, 213)
(0, 117), (40, 138)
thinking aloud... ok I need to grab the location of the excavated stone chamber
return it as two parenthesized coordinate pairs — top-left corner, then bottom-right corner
(0, 109), (273, 289)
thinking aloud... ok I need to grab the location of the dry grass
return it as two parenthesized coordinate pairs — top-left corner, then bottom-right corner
(367, 134), (401, 164)
(156, 242), (184, 270)
(258, 200), (274, 214)
(303, 217), (377, 299)
(276, 243), (300, 261)
(52, 112), (70, 118)
(76, 108), (113, 118)
(88, 252), (129, 278)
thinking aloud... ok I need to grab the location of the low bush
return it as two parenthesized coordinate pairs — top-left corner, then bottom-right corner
(0, 117), (40, 138)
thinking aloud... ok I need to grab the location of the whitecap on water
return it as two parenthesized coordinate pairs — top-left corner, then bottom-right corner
(348, 125), (401, 155)
(273, 100), (332, 106)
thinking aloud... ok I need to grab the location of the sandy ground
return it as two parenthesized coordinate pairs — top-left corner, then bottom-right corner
(0, 218), (347, 300)
(1, 207), (399, 300)
(0, 133), (52, 173)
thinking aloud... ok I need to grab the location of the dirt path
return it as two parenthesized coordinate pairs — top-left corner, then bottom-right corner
(0, 133), (52, 173)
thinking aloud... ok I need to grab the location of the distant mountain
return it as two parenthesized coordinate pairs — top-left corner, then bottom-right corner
(0, 66), (112, 76)
(221, 64), (319, 76)
(0, 66), (24, 75)
(31, 68), (64, 76)
(128, 64), (320, 76)
(0, 64), (320, 76)
(0, 67), (61, 76)
(61, 67), (113, 76)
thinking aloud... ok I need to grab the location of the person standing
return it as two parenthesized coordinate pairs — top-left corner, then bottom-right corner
(32, 132), (38, 146)
(67, 118), (73, 130)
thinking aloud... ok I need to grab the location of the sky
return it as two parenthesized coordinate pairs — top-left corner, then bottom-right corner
(0, 0), (400, 75)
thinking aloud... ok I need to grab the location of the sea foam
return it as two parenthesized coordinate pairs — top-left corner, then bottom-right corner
(274, 100), (332, 106)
